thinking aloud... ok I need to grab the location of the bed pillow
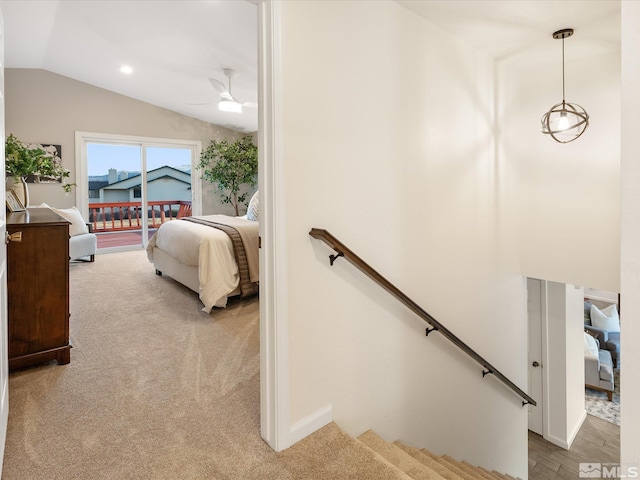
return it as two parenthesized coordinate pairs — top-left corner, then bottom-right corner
(590, 304), (620, 333)
(246, 191), (259, 222)
(584, 332), (599, 359)
(40, 203), (89, 237)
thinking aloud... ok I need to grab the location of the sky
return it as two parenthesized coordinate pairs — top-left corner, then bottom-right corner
(87, 143), (193, 176)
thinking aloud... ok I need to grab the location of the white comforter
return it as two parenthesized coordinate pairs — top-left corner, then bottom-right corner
(147, 217), (244, 312)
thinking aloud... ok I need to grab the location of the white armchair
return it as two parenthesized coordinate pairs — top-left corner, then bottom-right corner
(40, 204), (97, 262)
(584, 332), (614, 401)
(69, 223), (97, 262)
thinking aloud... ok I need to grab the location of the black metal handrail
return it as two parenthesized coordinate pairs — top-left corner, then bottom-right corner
(309, 228), (536, 407)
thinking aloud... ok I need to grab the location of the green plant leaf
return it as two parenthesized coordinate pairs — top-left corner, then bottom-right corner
(5, 133), (75, 192)
(197, 135), (258, 215)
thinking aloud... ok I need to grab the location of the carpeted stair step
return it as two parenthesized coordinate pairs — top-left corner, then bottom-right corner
(478, 467), (508, 480)
(354, 430), (518, 480)
(492, 469), (521, 480)
(358, 430), (448, 480)
(462, 462), (502, 480)
(420, 450), (478, 480)
(478, 467), (511, 480)
(421, 450), (518, 480)
(282, 422), (414, 480)
(443, 455), (490, 480)
(490, 472), (510, 480)
(394, 442), (466, 480)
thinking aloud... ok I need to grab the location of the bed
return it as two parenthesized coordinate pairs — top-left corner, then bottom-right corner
(146, 214), (259, 313)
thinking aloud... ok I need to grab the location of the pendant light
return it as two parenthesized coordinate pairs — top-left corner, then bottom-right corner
(541, 28), (589, 143)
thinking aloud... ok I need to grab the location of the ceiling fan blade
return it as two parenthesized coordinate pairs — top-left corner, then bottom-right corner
(218, 99), (243, 113)
(242, 102), (258, 109)
(209, 78), (233, 100)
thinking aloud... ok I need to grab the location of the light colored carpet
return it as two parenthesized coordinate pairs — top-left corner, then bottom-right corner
(2, 250), (407, 480)
(585, 368), (620, 426)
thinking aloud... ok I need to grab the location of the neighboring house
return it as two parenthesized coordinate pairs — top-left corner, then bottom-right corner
(88, 180), (108, 199)
(95, 166), (191, 203)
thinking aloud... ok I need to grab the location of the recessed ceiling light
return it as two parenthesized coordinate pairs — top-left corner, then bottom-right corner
(119, 65), (133, 75)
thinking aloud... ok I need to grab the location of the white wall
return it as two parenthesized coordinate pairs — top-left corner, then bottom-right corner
(621, 0), (640, 466)
(280, 1), (527, 476)
(565, 284), (587, 442)
(543, 281), (585, 449)
(500, 51), (621, 293)
(495, 2), (624, 459)
(584, 288), (618, 304)
(5, 69), (246, 214)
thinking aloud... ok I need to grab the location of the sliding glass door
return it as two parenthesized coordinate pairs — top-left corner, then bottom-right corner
(145, 146), (193, 243)
(87, 143), (143, 249)
(77, 132), (201, 252)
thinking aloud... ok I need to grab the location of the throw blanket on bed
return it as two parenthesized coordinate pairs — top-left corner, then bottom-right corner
(147, 214), (258, 313)
(181, 215), (259, 297)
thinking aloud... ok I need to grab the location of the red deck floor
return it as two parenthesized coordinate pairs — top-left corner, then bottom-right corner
(96, 229), (157, 249)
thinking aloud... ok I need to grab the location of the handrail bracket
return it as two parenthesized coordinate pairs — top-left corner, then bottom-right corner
(329, 251), (344, 266)
(309, 227), (536, 408)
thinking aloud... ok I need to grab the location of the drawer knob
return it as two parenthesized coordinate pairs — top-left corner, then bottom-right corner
(5, 231), (22, 244)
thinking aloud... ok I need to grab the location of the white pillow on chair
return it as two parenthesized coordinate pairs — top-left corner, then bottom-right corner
(590, 304), (620, 333)
(40, 203), (89, 236)
(584, 332), (599, 359)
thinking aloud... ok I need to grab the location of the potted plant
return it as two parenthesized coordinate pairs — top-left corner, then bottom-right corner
(5, 133), (74, 207)
(197, 135), (258, 216)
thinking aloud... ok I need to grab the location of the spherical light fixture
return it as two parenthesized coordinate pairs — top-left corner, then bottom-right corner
(541, 28), (589, 143)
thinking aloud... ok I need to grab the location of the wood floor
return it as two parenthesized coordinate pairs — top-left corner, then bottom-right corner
(529, 414), (620, 480)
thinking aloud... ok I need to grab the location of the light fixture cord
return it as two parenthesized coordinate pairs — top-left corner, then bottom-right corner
(562, 36), (566, 105)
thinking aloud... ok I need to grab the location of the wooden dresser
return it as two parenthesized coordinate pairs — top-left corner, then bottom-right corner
(7, 208), (71, 371)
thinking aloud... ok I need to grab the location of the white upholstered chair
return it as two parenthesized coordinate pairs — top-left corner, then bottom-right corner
(40, 204), (97, 262)
(584, 332), (614, 401)
(69, 224), (97, 262)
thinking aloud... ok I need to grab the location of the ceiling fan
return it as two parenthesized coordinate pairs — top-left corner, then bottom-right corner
(209, 69), (257, 113)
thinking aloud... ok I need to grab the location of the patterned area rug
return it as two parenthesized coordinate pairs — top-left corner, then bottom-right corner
(585, 368), (620, 425)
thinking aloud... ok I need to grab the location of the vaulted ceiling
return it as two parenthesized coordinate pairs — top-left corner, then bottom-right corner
(0, 1), (620, 134)
(398, 0), (620, 68)
(1, 0), (258, 132)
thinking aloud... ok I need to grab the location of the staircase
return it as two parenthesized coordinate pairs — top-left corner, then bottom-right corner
(304, 229), (530, 479)
(356, 430), (518, 480)
(281, 422), (520, 480)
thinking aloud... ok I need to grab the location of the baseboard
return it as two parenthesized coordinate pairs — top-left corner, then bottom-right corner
(567, 409), (588, 449)
(545, 409), (587, 450)
(289, 404), (333, 445)
(545, 432), (570, 450)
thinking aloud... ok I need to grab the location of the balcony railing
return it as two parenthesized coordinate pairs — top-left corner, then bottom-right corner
(88, 200), (192, 232)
